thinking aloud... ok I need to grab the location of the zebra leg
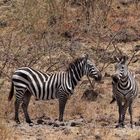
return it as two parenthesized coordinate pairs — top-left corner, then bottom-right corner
(121, 102), (129, 128)
(59, 95), (68, 122)
(128, 102), (133, 128)
(21, 91), (32, 124)
(15, 99), (21, 124)
(14, 89), (25, 124)
(116, 101), (123, 128)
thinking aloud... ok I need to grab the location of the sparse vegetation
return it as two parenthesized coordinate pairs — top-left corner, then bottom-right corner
(0, 0), (140, 139)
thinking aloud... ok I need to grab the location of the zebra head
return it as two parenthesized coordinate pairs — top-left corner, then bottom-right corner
(84, 55), (102, 81)
(112, 55), (128, 83)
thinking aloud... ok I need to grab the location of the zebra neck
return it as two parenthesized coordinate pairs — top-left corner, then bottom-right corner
(120, 76), (129, 83)
(68, 68), (83, 89)
(118, 74), (132, 90)
(120, 71), (131, 83)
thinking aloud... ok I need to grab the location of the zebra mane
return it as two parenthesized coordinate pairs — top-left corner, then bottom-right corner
(66, 57), (85, 71)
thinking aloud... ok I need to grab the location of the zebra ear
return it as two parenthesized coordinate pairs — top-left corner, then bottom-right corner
(84, 54), (89, 61)
(82, 54), (88, 61)
(120, 55), (128, 64)
(114, 55), (128, 64)
(114, 56), (120, 63)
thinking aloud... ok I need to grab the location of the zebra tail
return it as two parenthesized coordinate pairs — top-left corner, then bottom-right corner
(110, 96), (116, 104)
(8, 81), (14, 101)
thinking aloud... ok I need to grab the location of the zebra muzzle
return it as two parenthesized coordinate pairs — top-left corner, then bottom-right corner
(94, 73), (102, 81)
(112, 75), (120, 83)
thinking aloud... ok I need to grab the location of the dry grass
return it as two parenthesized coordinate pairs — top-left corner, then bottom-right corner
(0, 43), (140, 140)
(1, 58), (140, 140)
(0, 0), (140, 139)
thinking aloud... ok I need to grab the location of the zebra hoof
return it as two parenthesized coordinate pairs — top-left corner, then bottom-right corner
(115, 123), (125, 128)
(15, 119), (20, 124)
(29, 123), (34, 127)
(130, 124), (133, 129)
(26, 120), (33, 124)
(16, 121), (20, 124)
(59, 118), (63, 122)
(27, 120), (34, 126)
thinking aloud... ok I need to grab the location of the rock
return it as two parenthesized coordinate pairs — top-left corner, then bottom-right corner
(70, 122), (76, 127)
(134, 122), (140, 126)
(0, 21), (7, 28)
(112, 29), (140, 43)
(61, 31), (73, 39)
(48, 121), (53, 126)
(53, 123), (59, 127)
(37, 119), (46, 125)
(81, 89), (98, 101)
(104, 72), (111, 77)
(134, 45), (140, 52)
(119, 0), (134, 5)
(95, 135), (102, 140)
(68, 119), (84, 127)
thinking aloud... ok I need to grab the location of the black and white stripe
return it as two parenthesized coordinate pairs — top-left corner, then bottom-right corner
(111, 56), (138, 128)
(8, 55), (102, 124)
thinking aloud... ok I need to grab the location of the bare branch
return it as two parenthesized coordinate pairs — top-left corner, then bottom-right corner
(127, 50), (139, 66)
(87, 75), (95, 90)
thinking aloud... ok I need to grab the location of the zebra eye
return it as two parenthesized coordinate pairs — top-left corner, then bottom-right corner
(122, 66), (124, 69)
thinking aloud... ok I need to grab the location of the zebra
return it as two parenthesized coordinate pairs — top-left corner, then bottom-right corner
(8, 55), (102, 124)
(111, 55), (138, 128)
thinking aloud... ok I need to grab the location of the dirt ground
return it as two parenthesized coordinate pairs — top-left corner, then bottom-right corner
(0, 0), (140, 140)
(0, 41), (139, 140)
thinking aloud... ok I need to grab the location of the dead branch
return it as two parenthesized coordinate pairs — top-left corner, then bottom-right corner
(127, 49), (139, 66)
(45, 62), (59, 72)
(87, 75), (95, 90)
(0, 57), (8, 77)
(96, 29), (123, 65)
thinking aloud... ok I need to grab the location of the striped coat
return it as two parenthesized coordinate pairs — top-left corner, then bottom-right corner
(8, 55), (102, 124)
(111, 56), (138, 128)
